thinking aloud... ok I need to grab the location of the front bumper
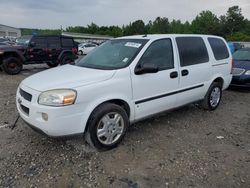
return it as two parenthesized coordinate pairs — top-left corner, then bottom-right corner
(16, 84), (87, 136)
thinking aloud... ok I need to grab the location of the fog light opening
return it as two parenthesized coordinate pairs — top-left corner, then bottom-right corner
(42, 113), (48, 121)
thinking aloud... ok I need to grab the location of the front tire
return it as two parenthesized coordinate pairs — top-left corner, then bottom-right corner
(46, 61), (58, 68)
(202, 82), (222, 111)
(1, 57), (23, 75)
(86, 103), (129, 151)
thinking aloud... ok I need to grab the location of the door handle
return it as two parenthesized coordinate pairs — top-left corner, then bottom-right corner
(181, 69), (189, 76)
(170, 71), (178, 79)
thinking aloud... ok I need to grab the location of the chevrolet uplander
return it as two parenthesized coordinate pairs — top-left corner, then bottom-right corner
(16, 34), (232, 150)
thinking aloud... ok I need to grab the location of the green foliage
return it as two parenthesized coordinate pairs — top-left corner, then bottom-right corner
(149, 17), (170, 34)
(21, 6), (250, 42)
(221, 6), (246, 36)
(226, 32), (250, 41)
(21, 28), (61, 36)
(191, 11), (220, 35)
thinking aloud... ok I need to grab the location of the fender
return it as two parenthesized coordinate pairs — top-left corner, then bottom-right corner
(78, 95), (135, 133)
(0, 48), (26, 63)
(58, 50), (76, 62)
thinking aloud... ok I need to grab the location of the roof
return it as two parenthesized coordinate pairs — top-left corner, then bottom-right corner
(0, 24), (20, 30)
(118, 34), (224, 40)
(62, 32), (113, 40)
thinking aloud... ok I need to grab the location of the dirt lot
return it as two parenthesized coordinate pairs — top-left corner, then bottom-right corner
(0, 65), (249, 188)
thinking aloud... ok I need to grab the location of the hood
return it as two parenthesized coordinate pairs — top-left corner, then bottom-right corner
(233, 60), (250, 70)
(0, 44), (26, 52)
(22, 65), (116, 91)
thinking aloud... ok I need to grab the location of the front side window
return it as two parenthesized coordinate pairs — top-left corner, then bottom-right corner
(208, 38), (229, 60)
(176, 37), (209, 67)
(32, 37), (47, 48)
(138, 39), (174, 70)
(76, 39), (148, 70)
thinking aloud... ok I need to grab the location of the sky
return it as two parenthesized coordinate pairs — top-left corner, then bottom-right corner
(0, 0), (250, 29)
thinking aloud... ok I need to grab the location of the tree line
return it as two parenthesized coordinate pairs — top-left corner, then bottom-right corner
(21, 6), (250, 41)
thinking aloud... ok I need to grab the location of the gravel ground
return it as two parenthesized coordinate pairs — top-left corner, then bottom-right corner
(0, 65), (250, 188)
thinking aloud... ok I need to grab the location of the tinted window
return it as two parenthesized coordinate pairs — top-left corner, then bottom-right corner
(61, 38), (74, 47)
(32, 37), (47, 48)
(176, 37), (209, 67)
(208, 38), (229, 60)
(47, 37), (61, 48)
(139, 39), (174, 70)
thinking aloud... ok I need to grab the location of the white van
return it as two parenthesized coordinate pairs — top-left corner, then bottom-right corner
(16, 34), (232, 150)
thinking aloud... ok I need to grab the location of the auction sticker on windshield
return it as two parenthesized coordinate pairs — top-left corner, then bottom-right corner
(125, 42), (142, 48)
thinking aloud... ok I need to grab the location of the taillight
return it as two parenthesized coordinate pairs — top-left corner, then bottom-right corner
(230, 59), (234, 74)
(72, 48), (77, 54)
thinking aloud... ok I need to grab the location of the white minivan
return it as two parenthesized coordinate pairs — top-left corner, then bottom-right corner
(16, 34), (232, 150)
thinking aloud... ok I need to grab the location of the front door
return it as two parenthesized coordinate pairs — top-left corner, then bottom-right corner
(131, 38), (180, 120)
(28, 36), (48, 62)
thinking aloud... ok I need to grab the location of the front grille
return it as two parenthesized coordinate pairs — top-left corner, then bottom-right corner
(20, 104), (29, 116)
(232, 68), (245, 76)
(20, 88), (32, 102)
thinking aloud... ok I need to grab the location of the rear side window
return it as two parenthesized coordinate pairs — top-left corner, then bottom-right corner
(208, 37), (229, 60)
(139, 39), (174, 70)
(47, 37), (61, 48)
(176, 37), (209, 67)
(61, 38), (74, 47)
(32, 37), (47, 48)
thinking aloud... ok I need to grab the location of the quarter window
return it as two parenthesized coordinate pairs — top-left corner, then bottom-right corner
(176, 37), (209, 67)
(61, 38), (74, 47)
(139, 39), (174, 70)
(208, 37), (229, 60)
(47, 37), (61, 48)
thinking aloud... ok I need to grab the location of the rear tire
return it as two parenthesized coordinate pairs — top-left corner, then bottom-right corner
(86, 103), (129, 151)
(46, 61), (58, 68)
(202, 82), (222, 111)
(61, 55), (73, 65)
(2, 57), (23, 75)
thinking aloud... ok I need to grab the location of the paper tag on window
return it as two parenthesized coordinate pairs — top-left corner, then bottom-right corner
(125, 42), (141, 48)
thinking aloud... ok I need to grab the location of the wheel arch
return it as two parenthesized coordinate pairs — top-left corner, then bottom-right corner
(3, 51), (25, 62)
(83, 98), (133, 133)
(212, 76), (224, 88)
(58, 50), (74, 62)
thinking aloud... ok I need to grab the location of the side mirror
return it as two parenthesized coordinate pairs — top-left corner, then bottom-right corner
(135, 63), (159, 75)
(29, 41), (36, 47)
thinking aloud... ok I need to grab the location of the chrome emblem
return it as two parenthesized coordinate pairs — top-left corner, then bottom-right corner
(17, 98), (22, 104)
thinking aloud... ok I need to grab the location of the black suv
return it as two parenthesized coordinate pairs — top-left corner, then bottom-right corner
(0, 35), (78, 75)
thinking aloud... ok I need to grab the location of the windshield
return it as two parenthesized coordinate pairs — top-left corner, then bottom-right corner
(233, 49), (250, 61)
(16, 36), (32, 46)
(76, 39), (148, 70)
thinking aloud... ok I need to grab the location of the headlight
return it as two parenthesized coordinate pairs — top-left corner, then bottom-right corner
(0, 51), (4, 55)
(38, 89), (77, 106)
(245, 70), (250, 75)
